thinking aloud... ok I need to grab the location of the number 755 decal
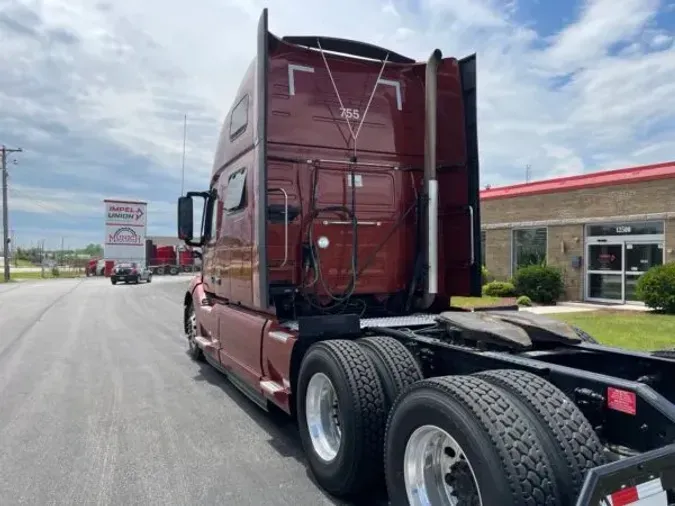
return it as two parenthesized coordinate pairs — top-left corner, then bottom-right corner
(340, 107), (360, 120)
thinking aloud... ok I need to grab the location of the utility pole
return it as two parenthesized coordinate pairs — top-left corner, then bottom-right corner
(525, 164), (532, 183)
(39, 239), (45, 277)
(181, 114), (187, 195)
(2, 145), (22, 282)
(11, 229), (16, 267)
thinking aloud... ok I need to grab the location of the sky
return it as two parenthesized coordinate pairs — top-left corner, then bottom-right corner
(1, 0), (675, 249)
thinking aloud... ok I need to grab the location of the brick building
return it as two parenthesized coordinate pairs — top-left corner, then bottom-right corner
(480, 161), (675, 303)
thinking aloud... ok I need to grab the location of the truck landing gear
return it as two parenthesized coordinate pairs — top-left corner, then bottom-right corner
(296, 340), (387, 498)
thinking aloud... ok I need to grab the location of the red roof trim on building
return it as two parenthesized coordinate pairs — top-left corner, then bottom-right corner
(480, 161), (675, 200)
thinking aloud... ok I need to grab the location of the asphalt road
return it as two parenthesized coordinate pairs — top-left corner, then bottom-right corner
(0, 276), (383, 506)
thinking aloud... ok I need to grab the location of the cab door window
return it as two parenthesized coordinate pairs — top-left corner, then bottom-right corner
(223, 167), (247, 213)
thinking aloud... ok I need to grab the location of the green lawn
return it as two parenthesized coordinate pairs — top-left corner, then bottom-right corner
(451, 296), (516, 309)
(551, 311), (675, 351)
(0, 270), (84, 282)
(449, 296), (674, 351)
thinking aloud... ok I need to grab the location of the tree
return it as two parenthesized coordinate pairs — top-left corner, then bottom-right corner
(82, 243), (103, 257)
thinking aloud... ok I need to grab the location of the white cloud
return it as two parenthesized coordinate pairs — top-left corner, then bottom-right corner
(1, 0), (675, 244)
(650, 32), (673, 48)
(2, 183), (179, 245)
(542, 0), (660, 71)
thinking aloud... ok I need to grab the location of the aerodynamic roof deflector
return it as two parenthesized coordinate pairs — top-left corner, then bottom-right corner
(282, 35), (415, 64)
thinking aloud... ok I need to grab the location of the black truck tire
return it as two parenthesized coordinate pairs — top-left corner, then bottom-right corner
(357, 335), (423, 409)
(474, 369), (607, 505)
(385, 375), (561, 506)
(572, 326), (599, 343)
(296, 339), (387, 498)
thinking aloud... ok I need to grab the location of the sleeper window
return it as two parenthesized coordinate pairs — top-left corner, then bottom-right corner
(229, 95), (249, 139)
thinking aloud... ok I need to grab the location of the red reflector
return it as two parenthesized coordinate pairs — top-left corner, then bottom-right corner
(607, 387), (637, 415)
(610, 485), (639, 506)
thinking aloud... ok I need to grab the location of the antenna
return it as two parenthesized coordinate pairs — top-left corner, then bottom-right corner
(181, 114), (187, 195)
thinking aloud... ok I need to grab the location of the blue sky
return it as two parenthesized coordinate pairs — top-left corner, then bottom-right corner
(1, 0), (675, 248)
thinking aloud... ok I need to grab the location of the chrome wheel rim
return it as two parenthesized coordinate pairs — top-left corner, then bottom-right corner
(404, 425), (483, 506)
(187, 309), (197, 350)
(305, 372), (342, 462)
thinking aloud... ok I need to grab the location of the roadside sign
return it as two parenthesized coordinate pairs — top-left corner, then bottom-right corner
(103, 199), (148, 265)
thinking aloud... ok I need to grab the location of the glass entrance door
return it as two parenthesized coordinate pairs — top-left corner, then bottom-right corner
(587, 243), (623, 301)
(585, 221), (665, 304)
(586, 240), (664, 303)
(625, 242), (664, 302)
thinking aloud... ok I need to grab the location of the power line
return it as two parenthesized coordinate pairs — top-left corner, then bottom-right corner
(2, 145), (23, 282)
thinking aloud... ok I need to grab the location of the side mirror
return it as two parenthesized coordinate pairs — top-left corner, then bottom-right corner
(177, 190), (212, 247)
(177, 196), (194, 241)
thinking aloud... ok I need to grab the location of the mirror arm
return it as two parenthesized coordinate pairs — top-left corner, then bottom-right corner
(201, 189), (217, 244)
(186, 191), (211, 199)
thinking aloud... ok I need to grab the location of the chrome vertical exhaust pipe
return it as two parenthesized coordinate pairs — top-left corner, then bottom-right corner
(424, 49), (442, 300)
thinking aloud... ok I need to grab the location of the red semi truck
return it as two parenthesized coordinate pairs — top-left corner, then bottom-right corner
(145, 239), (199, 275)
(176, 9), (675, 505)
(85, 258), (105, 276)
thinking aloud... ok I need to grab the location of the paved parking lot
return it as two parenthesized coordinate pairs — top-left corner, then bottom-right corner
(0, 276), (372, 506)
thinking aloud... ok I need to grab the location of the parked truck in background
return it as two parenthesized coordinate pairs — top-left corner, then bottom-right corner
(145, 239), (200, 275)
(85, 258), (105, 276)
(176, 9), (675, 505)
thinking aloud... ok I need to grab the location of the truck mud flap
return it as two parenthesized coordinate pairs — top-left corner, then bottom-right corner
(486, 310), (582, 344)
(575, 443), (675, 506)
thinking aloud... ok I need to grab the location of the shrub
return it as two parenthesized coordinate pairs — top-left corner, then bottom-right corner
(513, 264), (564, 304)
(516, 295), (533, 306)
(481, 265), (493, 285)
(636, 263), (675, 313)
(482, 281), (517, 297)
(51, 267), (60, 277)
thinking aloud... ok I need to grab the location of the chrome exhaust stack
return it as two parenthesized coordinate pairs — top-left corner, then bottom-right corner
(423, 49), (442, 303)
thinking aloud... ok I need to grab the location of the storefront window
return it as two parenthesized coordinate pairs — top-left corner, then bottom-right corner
(512, 227), (547, 274)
